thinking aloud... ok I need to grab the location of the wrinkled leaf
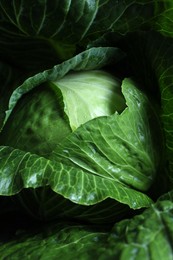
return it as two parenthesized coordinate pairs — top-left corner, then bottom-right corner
(97, 191), (173, 259)
(0, 0), (158, 70)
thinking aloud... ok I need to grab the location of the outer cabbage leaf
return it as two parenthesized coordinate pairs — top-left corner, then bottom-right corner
(0, 0), (155, 40)
(91, 30), (172, 191)
(0, 144), (152, 223)
(0, 222), (107, 259)
(110, 31), (173, 185)
(1, 192), (173, 260)
(0, 0), (158, 71)
(154, 0), (173, 38)
(95, 191), (173, 259)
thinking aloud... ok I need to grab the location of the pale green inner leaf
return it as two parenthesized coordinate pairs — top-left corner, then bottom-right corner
(51, 70), (125, 130)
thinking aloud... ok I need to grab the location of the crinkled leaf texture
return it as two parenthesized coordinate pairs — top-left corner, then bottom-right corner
(0, 0), (156, 71)
(97, 191), (173, 259)
(0, 192), (173, 259)
(109, 31), (173, 185)
(0, 222), (107, 259)
(0, 119), (150, 223)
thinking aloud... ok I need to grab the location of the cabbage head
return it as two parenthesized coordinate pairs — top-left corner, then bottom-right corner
(0, 48), (163, 223)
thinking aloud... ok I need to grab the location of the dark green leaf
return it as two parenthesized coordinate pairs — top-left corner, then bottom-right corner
(97, 191), (173, 259)
(0, 0), (158, 70)
(0, 222), (107, 259)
